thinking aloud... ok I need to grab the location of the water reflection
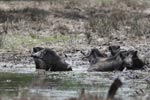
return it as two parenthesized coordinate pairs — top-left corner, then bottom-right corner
(0, 71), (149, 100)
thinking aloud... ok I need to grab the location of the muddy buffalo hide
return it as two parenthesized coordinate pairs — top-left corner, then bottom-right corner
(31, 47), (72, 71)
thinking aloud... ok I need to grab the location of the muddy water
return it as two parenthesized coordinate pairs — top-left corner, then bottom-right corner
(0, 64), (149, 100)
(0, 50), (149, 100)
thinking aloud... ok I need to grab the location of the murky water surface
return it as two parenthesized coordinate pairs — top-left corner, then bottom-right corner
(0, 50), (150, 100)
(0, 64), (149, 100)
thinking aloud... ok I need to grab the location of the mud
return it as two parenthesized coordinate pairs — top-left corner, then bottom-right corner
(0, 40), (150, 100)
(0, 1), (150, 100)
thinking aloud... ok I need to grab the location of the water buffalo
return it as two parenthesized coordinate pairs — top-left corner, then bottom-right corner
(125, 50), (145, 70)
(112, 49), (146, 70)
(87, 50), (135, 72)
(32, 47), (45, 69)
(88, 48), (146, 72)
(82, 48), (107, 65)
(108, 45), (121, 56)
(108, 45), (146, 69)
(31, 47), (72, 71)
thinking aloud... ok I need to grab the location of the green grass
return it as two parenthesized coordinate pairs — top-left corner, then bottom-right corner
(96, 0), (112, 3)
(0, 34), (77, 51)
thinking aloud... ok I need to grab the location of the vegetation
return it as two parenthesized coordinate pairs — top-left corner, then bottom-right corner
(0, 1), (149, 100)
(0, 34), (76, 51)
(0, 0), (150, 50)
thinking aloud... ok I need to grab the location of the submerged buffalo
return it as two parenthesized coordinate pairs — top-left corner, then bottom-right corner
(82, 48), (107, 65)
(87, 50), (136, 72)
(108, 45), (146, 70)
(31, 47), (72, 71)
(125, 50), (145, 70)
(88, 48), (146, 72)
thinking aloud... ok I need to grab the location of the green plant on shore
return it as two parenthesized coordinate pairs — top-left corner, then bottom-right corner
(0, 34), (75, 51)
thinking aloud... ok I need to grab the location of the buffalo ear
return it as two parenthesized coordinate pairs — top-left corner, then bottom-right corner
(33, 47), (36, 52)
(33, 47), (44, 52)
(117, 46), (120, 49)
(108, 46), (112, 50)
(133, 51), (138, 56)
(33, 47), (39, 52)
(134, 51), (138, 54)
